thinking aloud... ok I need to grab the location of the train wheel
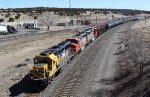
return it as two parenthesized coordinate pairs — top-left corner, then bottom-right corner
(27, 74), (33, 85)
(56, 69), (62, 76)
(52, 73), (56, 78)
(45, 77), (49, 86)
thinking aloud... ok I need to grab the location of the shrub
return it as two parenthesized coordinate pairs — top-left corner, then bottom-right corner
(15, 15), (20, 19)
(5, 13), (11, 18)
(15, 13), (21, 19)
(0, 18), (4, 22)
(34, 16), (38, 19)
(8, 17), (14, 22)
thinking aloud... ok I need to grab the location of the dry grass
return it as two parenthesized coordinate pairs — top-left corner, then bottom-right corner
(109, 26), (150, 97)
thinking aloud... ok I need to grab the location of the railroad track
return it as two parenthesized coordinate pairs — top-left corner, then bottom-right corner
(26, 25), (111, 97)
(53, 24), (117, 97)
(26, 22), (135, 97)
(51, 22), (135, 97)
(27, 93), (39, 97)
(0, 26), (88, 43)
(0, 29), (67, 42)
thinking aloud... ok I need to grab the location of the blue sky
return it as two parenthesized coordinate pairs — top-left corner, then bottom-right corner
(0, 0), (149, 11)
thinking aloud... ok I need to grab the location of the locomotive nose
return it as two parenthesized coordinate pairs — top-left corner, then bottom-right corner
(70, 43), (77, 53)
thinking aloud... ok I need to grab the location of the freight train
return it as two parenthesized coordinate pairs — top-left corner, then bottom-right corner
(29, 16), (143, 85)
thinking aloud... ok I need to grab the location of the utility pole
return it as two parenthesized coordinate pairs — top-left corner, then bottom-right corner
(95, 12), (97, 25)
(90, 13), (92, 24)
(145, 14), (146, 25)
(68, 0), (71, 28)
(69, 0), (71, 8)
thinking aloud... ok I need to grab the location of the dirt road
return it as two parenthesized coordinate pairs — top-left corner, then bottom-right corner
(39, 22), (133, 97)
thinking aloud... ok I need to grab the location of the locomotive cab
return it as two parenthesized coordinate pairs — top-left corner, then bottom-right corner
(30, 54), (59, 85)
(67, 38), (81, 54)
(29, 40), (71, 85)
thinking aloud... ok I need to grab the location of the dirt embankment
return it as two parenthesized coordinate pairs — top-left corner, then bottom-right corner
(39, 21), (150, 97)
(106, 21), (150, 97)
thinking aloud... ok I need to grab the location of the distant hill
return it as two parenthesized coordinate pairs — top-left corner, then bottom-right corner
(0, 7), (149, 16)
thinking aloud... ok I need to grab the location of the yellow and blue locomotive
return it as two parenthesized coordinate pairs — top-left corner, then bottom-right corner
(29, 40), (71, 85)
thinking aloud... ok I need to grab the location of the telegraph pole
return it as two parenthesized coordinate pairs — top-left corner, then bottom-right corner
(69, 0), (71, 8)
(145, 14), (146, 25)
(96, 15), (97, 25)
(68, 0), (71, 28)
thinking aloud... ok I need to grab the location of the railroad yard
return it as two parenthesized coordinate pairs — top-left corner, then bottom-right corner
(0, 6), (150, 97)
(41, 19), (150, 97)
(0, 18), (107, 97)
(0, 17), (149, 97)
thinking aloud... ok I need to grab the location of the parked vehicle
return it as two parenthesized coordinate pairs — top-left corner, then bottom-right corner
(0, 25), (18, 35)
(0, 25), (7, 34)
(7, 25), (18, 34)
(23, 22), (42, 30)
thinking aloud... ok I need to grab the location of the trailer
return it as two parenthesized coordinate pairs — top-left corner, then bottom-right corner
(7, 25), (18, 34)
(23, 22), (42, 30)
(0, 25), (18, 35)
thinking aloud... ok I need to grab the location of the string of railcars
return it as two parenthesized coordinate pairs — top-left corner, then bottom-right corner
(29, 16), (144, 86)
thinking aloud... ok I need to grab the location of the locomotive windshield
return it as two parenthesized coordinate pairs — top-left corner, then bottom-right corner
(34, 56), (52, 65)
(68, 39), (78, 44)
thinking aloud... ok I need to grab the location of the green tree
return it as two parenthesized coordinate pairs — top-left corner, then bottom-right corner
(34, 16), (38, 19)
(5, 13), (11, 18)
(0, 18), (4, 25)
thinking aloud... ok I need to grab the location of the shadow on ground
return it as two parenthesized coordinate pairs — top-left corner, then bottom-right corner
(144, 91), (150, 97)
(9, 74), (46, 96)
